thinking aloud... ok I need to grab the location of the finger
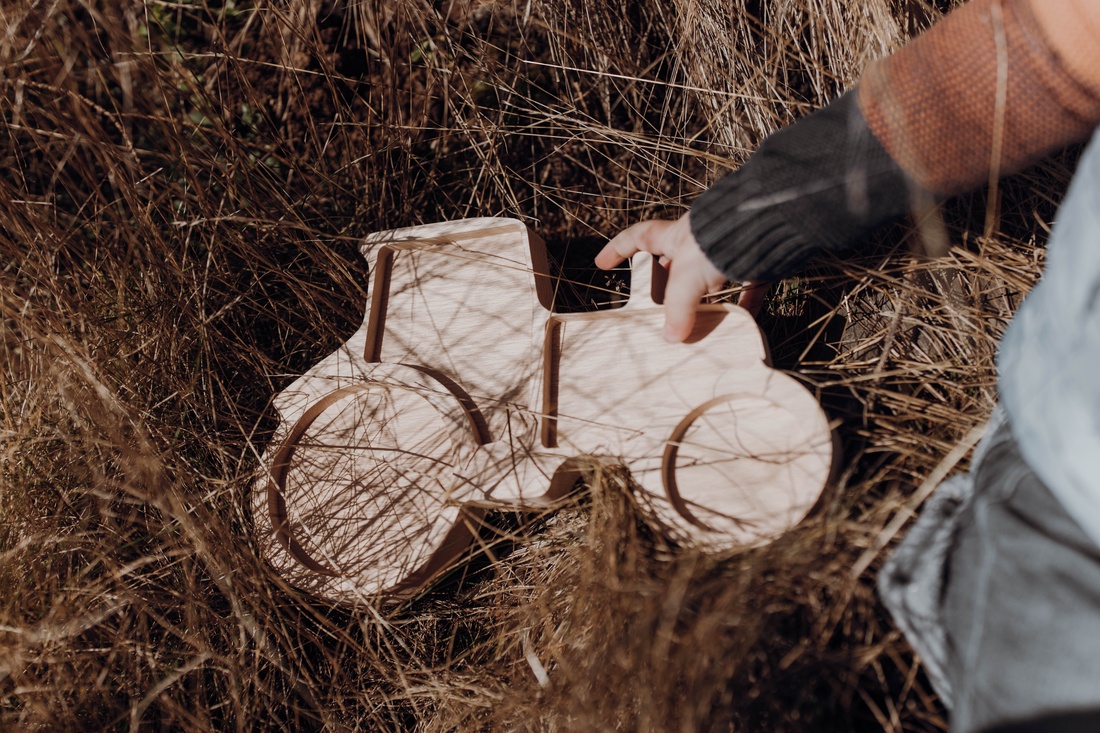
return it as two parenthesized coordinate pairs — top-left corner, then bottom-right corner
(594, 239), (629, 270)
(594, 220), (670, 270)
(661, 261), (709, 343)
(737, 280), (768, 318)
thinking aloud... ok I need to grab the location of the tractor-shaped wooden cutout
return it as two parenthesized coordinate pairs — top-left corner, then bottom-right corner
(253, 218), (833, 603)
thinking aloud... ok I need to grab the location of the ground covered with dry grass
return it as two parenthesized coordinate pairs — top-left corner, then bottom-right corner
(0, 0), (1076, 729)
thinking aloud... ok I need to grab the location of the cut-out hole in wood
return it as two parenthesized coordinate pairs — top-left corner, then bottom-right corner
(253, 218), (834, 603)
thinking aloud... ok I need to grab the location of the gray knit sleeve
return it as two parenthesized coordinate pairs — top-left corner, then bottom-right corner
(690, 90), (921, 282)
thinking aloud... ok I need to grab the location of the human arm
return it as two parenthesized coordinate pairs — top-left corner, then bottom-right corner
(599, 0), (1100, 341)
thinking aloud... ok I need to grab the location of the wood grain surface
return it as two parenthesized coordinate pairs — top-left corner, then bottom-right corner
(253, 218), (834, 603)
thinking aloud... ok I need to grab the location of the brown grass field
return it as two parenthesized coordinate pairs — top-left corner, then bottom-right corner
(0, 0), (1077, 729)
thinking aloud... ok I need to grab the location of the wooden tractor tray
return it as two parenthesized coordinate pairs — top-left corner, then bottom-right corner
(252, 218), (834, 603)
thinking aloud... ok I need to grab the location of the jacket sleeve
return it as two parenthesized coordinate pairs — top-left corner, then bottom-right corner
(691, 0), (1100, 283)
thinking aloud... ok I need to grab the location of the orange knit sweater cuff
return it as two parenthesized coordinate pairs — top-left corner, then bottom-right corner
(859, 0), (1100, 197)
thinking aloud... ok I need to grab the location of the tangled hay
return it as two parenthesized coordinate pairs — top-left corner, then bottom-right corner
(0, 0), (1067, 729)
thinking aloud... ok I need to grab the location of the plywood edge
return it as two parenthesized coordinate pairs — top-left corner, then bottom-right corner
(526, 228), (554, 312)
(364, 245), (395, 362)
(359, 218), (536, 273)
(543, 303), (768, 361)
(361, 217), (525, 246)
(540, 317), (563, 448)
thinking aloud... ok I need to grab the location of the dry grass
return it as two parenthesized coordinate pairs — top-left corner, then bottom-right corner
(0, 0), (1069, 729)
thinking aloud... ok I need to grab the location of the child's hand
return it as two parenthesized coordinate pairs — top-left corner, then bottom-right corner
(596, 214), (759, 342)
